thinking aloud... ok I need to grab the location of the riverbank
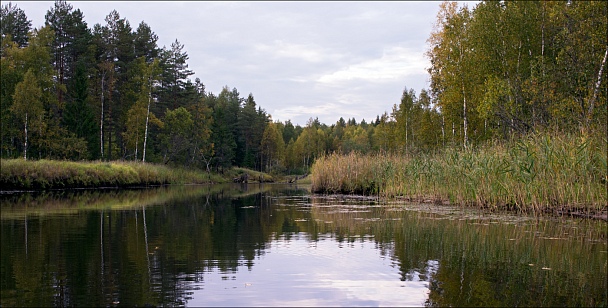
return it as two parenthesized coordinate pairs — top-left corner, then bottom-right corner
(0, 159), (226, 190)
(0, 158), (311, 191)
(311, 131), (607, 217)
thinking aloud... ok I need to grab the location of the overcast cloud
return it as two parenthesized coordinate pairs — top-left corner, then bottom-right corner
(11, 1), (474, 126)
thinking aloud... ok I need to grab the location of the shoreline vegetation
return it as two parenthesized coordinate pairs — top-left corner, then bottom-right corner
(2, 131), (604, 220)
(0, 159), (298, 190)
(0, 159), (216, 190)
(0, 156), (312, 191)
(311, 131), (607, 220)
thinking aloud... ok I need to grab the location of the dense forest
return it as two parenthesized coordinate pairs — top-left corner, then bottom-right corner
(1, 1), (606, 175)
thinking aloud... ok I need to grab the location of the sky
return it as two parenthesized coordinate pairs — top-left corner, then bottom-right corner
(11, 1), (476, 126)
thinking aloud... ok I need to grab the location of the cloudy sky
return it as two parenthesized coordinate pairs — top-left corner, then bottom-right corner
(12, 1), (475, 126)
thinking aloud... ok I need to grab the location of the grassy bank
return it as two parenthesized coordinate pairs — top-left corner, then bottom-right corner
(0, 159), (226, 190)
(230, 167), (275, 183)
(311, 131), (607, 215)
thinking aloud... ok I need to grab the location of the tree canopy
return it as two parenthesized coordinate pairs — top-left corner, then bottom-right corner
(1, 1), (605, 173)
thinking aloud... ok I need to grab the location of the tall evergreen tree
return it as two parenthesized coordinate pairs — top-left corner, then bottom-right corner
(238, 93), (268, 169)
(158, 39), (194, 110)
(0, 2), (31, 50)
(208, 91), (236, 172)
(93, 10), (136, 159)
(63, 61), (99, 159)
(45, 0), (92, 106)
(133, 21), (159, 63)
(282, 120), (297, 145)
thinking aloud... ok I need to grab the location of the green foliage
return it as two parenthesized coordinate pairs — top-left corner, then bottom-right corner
(260, 122), (285, 173)
(10, 69), (44, 160)
(160, 107), (193, 165)
(0, 2), (31, 49)
(64, 61), (98, 159)
(428, 1), (607, 140)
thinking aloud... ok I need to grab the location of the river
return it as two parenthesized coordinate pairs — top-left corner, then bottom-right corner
(1, 184), (606, 306)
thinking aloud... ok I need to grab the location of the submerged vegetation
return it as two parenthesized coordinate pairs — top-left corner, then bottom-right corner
(312, 131), (607, 216)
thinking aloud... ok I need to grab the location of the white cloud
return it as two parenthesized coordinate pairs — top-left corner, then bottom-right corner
(253, 40), (345, 65)
(317, 46), (427, 85)
(187, 236), (434, 307)
(272, 103), (343, 124)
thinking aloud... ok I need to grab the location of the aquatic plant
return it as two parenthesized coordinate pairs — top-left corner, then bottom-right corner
(311, 131), (607, 215)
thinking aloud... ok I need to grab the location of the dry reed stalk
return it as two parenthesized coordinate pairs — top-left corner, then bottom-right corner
(310, 132), (606, 215)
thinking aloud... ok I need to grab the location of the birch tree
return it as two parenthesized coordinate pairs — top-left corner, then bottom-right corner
(427, 1), (476, 148)
(11, 70), (44, 160)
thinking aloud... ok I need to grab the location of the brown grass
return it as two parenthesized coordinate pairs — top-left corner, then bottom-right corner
(311, 131), (607, 214)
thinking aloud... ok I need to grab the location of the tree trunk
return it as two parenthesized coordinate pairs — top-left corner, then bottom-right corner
(405, 113), (408, 153)
(441, 114), (445, 147)
(24, 113), (28, 160)
(142, 85), (151, 163)
(462, 83), (468, 149)
(586, 47), (607, 128)
(100, 73), (105, 160)
(108, 97), (112, 161)
(134, 117), (139, 161)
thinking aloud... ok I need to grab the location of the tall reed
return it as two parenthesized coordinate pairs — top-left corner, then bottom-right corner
(311, 131), (607, 214)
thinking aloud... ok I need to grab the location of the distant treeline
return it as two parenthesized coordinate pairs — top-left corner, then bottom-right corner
(1, 1), (606, 175)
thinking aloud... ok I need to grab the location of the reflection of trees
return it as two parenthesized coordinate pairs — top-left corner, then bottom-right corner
(2, 188), (606, 306)
(1, 184), (314, 306)
(306, 198), (607, 307)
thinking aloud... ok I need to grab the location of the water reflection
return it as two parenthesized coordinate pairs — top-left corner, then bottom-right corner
(1, 184), (606, 307)
(189, 234), (433, 307)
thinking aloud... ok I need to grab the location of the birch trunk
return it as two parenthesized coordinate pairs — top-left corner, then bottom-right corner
(586, 47), (608, 127)
(142, 85), (151, 163)
(100, 73), (105, 159)
(24, 113), (28, 160)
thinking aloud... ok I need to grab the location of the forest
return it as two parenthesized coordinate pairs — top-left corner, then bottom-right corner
(1, 1), (606, 176)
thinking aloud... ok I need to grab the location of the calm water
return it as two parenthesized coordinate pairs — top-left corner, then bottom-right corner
(1, 184), (606, 307)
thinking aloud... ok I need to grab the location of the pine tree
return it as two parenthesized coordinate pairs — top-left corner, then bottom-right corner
(0, 2), (31, 50)
(63, 61), (99, 158)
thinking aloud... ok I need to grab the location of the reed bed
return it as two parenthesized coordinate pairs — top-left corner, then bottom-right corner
(0, 159), (222, 189)
(311, 132), (607, 214)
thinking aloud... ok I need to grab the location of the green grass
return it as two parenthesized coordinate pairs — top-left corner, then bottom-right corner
(230, 167), (275, 183)
(0, 159), (225, 189)
(311, 131), (607, 215)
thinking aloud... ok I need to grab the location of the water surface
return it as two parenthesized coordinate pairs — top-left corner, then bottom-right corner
(1, 184), (606, 306)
